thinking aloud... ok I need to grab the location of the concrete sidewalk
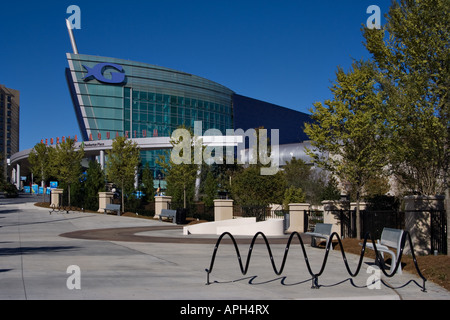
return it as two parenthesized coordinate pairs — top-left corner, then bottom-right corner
(0, 197), (449, 301)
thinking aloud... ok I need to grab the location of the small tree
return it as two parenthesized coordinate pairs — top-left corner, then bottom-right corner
(51, 138), (84, 207)
(230, 165), (286, 207)
(283, 186), (306, 210)
(105, 136), (141, 213)
(320, 176), (341, 202)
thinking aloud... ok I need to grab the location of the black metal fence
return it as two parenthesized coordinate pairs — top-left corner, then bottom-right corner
(303, 210), (324, 232)
(169, 202), (214, 221)
(233, 205), (270, 222)
(431, 209), (448, 254)
(362, 210), (406, 240)
(334, 209), (447, 254)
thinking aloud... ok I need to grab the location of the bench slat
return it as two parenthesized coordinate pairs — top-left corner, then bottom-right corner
(106, 204), (121, 210)
(313, 223), (332, 235)
(159, 209), (177, 224)
(104, 204), (121, 216)
(380, 228), (403, 249)
(305, 223), (333, 248)
(364, 227), (404, 275)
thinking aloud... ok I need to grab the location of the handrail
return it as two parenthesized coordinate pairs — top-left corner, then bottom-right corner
(205, 231), (427, 292)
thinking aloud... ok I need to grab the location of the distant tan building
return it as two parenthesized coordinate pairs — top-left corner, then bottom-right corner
(0, 85), (20, 181)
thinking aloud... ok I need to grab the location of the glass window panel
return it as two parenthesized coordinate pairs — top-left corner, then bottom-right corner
(124, 98), (130, 109)
(124, 87), (131, 98)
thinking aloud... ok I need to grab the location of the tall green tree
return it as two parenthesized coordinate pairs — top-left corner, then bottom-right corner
(141, 163), (155, 202)
(105, 136), (141, 213)
(158, 127), (199, 209)
(51, 138), (84, 207)
(304, 60), (389, 239)
(203, 170), (218, 207)
(29, 143), (53, 192)
(85, 160), (106, 211)
(364, 0), (449, 253)
(363, 0), (449, 196)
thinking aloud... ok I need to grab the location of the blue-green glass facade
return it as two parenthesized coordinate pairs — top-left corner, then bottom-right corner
(66, 53), (234, 175)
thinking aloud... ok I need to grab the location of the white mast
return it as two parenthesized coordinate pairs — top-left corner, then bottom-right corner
(66, 19), (79, 54)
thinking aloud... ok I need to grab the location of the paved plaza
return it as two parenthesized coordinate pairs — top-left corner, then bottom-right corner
(1, 194), (449, 301)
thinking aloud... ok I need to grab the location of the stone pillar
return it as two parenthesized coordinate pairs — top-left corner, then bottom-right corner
(154, 196), (172, 219)
(287, 203), (310, 233)
(350, 202), (369, 211)
(322, 200), (349, 237)
(214, 199), (234, 221)
(15, 164), (20, 190)
(404, 195), (445, 255)
(98, 192), (114, 213)
(11, 168), (16, 185)
(99, 150), (105, 170)
(50, 189), (64, 208)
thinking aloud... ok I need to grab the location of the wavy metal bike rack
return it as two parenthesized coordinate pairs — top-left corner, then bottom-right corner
(49, 204), (84, 214)
(205, 231), (427, 292)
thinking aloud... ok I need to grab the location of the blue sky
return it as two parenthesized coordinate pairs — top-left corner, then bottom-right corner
(0, 0), (392, 150)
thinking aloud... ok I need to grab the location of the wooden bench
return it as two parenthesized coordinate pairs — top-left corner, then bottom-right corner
(305, 223), (333, 248)
(104, 204), (121, 216)
(159, 209), (177, 224)
(365, 227), (404, 274)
